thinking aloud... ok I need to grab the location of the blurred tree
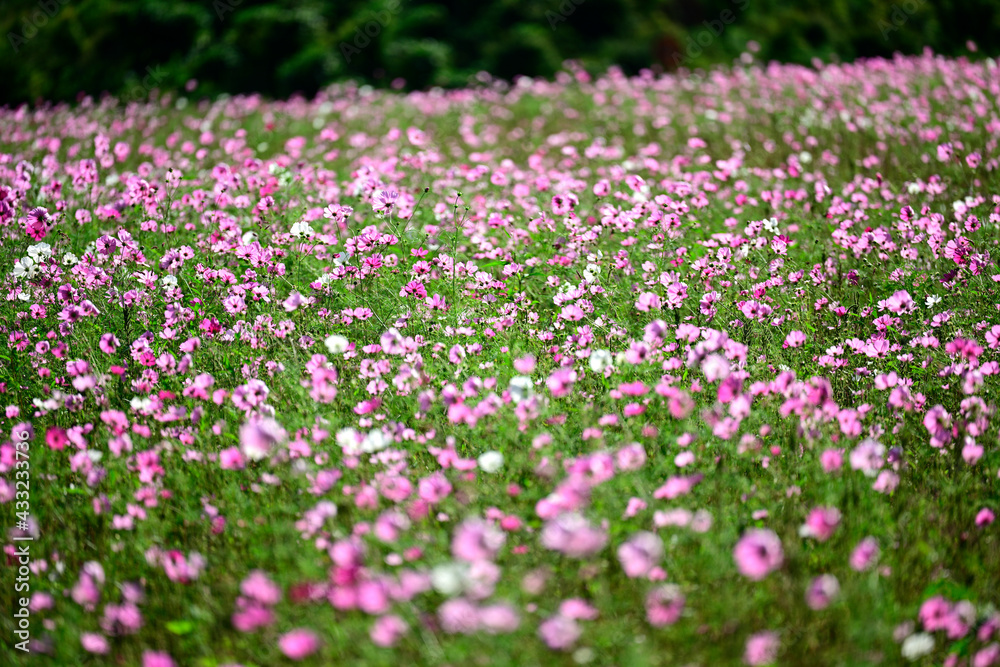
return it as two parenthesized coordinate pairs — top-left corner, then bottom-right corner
(0, 0), (996, 105)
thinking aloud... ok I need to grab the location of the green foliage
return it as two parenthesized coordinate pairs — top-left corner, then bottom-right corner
(2, 0), (998, 105)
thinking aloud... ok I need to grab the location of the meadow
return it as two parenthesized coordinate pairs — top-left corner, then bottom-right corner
(1, 52), (999, 666)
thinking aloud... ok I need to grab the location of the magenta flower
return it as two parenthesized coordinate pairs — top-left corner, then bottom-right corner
(142, 651), (176, 667)
(733, 529), (784, 580)
(278, 629), (320, 660)
(240, 570), (281, 606)
(799, 507), (841, 542)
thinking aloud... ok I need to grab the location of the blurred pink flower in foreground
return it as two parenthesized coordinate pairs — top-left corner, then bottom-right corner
(733, 529), (784, 580)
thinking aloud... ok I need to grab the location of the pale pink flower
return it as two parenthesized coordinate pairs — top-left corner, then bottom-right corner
(239, 417), (287, 461)
(617, 531), (664, 578)
(645, 585), (685, 626)
(538, 614), (581, 651)
(438, 598), (479, 634)
(80, 632), (109, 654)
(370, 614), (408, 647)
(451, 517), (506, 562)
(744, 631), (779, 665)
(805, 575), (840, 610)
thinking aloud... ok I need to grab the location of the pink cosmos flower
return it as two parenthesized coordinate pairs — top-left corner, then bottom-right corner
(635, 291), (662, 312)
(438, 598), (479, 634)
(820, 449), (844, 472)
(142, 651), (176, 667)
(783, 330), (807, 348)
(240, 570), (281, 606)
(733, 529), (784, 580)
(800, 507), (841, 542)
(80, 632), (109, 654)
(417, 472), (453, 503)
(645, 585), (685, 626)
(370, 614), (408, 647)
(239, 417), (287, 461)
(452, 517), (506, 562)
(513, 355), (536, 373)
(479, 603), (521, 633)
(546, 367), (578, 397)
(541, 513), (609, 558)
(805, 575), (840, 610)
(538, 614), (581, 651)
(744, 632), (779, 665)
(219, 447), (246, 470)
(278, 629), (320, 660)
(232, 602), (275, 632)
(849, 537), (880, 571)
(849, 439), (885, 476)
(617, 531), (664, 578)
(701, 353), (731, 382)
(559, 598), (600, 620)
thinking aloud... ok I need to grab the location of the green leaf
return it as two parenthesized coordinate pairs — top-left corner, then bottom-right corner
(166, 619), (195, 635)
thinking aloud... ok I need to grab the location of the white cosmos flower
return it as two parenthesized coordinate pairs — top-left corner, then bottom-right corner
(332, 250), (354, 267)
(583, 263), (601, 283)
(130, 396), (154, 413)
(508, 376), (534, 404)
(588, 349), (614, 373)
(925, 295), (942, 307)
(61, 252), (79, 266)
(336, 427), (362, 456)
(289, 221), (315, 239)
(361, 429), (389, 453)
(430, 562), (468, 597)
(241, 231), (258, 245)
(900, 633), (934, 661)
(27, 242), (52, 261)
(12, 256), (37, 280)
(325, 334), (349, 354)
(477, 451), (504, 473)
(161, 275), (178, 288)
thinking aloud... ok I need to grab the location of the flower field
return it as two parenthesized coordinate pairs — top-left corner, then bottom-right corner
(2, 53), (1000, 666)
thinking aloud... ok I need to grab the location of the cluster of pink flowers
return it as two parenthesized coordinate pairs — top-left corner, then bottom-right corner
(0, 50), (998, 664)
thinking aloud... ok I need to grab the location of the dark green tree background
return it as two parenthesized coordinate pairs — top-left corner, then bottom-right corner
(2, 0), (996, 105)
